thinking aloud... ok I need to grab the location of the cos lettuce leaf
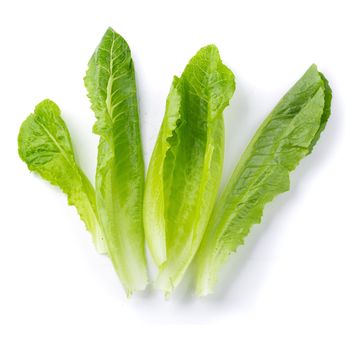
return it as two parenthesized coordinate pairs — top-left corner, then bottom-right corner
(18, 99), (106, 253)
(84, 27), (148, 295)
(144, 45), (235, 294)
(195, 65), (332, 296)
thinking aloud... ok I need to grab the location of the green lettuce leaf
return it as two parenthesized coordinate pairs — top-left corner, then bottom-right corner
(144, 45), (235, 295)
(195, 65), (332, 296)
(18, 99), (106, 253)
(84, 27), (148, 295)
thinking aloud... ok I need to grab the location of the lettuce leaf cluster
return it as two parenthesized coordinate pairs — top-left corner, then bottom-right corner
(18, 27), (332, 297)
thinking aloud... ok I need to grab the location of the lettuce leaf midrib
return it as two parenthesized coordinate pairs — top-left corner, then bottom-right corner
(34, 119), (76, 170)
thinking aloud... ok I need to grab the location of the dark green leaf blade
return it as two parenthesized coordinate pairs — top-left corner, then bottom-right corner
(195, 65), (332, 296)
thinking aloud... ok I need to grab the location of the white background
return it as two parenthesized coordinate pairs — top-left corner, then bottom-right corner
(0, 0), (349, 348)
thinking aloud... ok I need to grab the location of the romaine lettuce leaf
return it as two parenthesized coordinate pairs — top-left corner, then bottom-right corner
(195, 65), (332, 296)
(18, 99), (106, 253)
(84, 27), (148, 295)
(144, 45), (235, 294)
